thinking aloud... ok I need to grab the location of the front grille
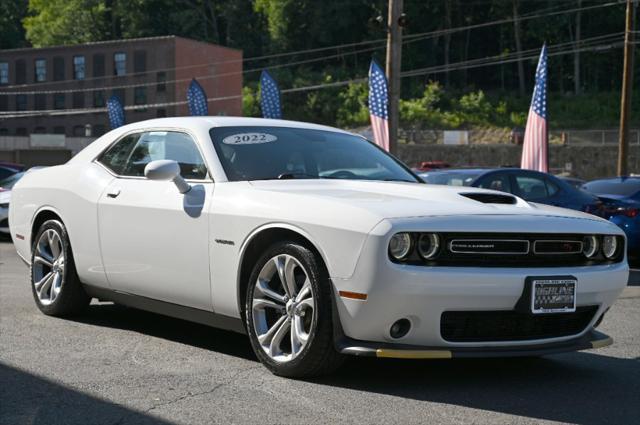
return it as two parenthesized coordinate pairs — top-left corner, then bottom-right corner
(394, 233), (623, 267)
(440, 306), (598, 342)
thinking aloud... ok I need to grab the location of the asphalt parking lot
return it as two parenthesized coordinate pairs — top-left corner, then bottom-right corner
(1, 240), (639, 425)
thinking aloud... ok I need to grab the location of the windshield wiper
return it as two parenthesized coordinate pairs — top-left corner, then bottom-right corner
(383, 178), (417, 183)
(277, 173), (320, 180)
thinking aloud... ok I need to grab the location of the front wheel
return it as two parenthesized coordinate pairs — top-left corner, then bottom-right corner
(30, 219), (90, 316)
(245, 241), (344, 378)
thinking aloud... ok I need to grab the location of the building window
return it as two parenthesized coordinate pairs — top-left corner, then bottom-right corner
(73, 125), (85, 137)
(16, 128), (27, 136)
(0, 62), (8, 84)
(114, 52), (126, 76)
(54, 93), (65, 109)
(72, 91), (85, 108)
(156, 108), (166, 118)
(112, 88), (125, 104)
(73, 56), (85, 80)
(134, 87), (146, 104)
(93, 54), (105, 77)
(53, 126), (66, 134)
(53, 57), (65, 81)
(134, 50), (146, 73)
(93, 124), (106, 136)
(15, 60), (26, 84)
(34, 126), (46, 134)
(93, 91), (105, 107)
(34, 59), (46, 82)
(16, 94), (27, 111)
(156, 72), (166, 92)
(34, 94), (47, 110)
(0, 95), (7, 111)
(0, 128), (8, 135)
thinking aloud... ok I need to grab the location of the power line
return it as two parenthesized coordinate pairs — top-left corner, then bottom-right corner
(0, 38), (623, 120)
(0, 0), (624, 93)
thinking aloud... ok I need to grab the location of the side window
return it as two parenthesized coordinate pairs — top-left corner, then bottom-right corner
(98, 134), (141, 174)
(121, 131), (207, 179)
(478, 174), (512, 194)
(545, 179), (560, 197)
(515, 175), (548, 200)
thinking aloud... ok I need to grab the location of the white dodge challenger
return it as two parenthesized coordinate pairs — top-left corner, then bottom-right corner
(9, 117), (629, 377)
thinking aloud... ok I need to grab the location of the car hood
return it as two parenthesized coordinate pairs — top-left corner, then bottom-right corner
(247, 180), (604, 222)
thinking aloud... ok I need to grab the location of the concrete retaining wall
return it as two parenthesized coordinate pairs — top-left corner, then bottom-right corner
(397, 144), (640, 180)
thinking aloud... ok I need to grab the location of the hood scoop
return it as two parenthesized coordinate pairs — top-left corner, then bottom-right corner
(460, 192), (517, 205)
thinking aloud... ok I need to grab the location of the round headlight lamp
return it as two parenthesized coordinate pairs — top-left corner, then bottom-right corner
(582, 235), (598, 258)
(418, 233), (440, 260)
(389, 233), (412, 260)
(602, 236), (619, 259)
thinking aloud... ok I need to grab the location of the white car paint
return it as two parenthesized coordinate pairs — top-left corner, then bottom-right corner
(9, 117), (629, 354)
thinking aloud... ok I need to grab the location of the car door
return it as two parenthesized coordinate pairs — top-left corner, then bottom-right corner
(96, 129), (213, 311)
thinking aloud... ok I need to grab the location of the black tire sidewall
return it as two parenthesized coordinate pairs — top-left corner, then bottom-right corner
(30, 219), (87, 315)
(245, 241), (334, 377)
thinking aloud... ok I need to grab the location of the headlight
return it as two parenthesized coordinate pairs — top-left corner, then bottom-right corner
(418, 233), (440, 259)
(582, 235), (598, 258)
(389, 233), (412, 260)
(602, 236), (619, 259)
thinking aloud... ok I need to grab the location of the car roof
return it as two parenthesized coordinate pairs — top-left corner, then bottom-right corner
(586, 176), (640, 184)
(111, 116), (354, 136)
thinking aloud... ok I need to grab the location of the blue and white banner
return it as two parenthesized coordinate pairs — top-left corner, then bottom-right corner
(260, 70), (282, 119)
(106, 95), (125, 129)
(187, 78), (209, 116)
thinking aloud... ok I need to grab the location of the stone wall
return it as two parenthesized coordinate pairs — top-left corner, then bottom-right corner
(397, 144), (640, 180)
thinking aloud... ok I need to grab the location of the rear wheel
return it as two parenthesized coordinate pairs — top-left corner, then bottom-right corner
(30, 219), (90, 316)
(245, 241), (344, 378)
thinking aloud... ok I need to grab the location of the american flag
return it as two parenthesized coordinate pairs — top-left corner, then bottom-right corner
(106, 95), (125, 129)
(521, 44), (548, 172)
(260, 70), (282, 119)
(187, 78), (209, 116)
(368, 59), (390, 151)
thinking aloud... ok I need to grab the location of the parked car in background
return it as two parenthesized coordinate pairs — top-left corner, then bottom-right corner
(418, 168), (602, 214)
(0, 162), (25, 181)
(582, 177), (640, 262)
(0, 168), (44, 235)
(413, 161), (451, 173)
(558, 176), (586, 190)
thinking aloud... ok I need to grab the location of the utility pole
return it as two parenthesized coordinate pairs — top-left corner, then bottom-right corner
(386, 0), (403, 155)
(617, 0), (636, 176)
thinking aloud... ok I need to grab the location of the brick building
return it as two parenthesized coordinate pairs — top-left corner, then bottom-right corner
(0, 36), (243, 138)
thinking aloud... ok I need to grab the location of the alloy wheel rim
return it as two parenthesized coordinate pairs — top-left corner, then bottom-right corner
(32, 229), (65, 306)
(251, 254), (316, 363)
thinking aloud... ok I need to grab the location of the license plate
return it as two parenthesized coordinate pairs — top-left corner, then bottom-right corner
(531, 279), (576, 314)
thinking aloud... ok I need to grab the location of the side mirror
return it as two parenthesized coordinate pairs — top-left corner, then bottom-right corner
(144, 160), (191, 194)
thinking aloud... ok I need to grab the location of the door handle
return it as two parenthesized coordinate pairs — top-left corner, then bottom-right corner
(106, 188), (121, 198)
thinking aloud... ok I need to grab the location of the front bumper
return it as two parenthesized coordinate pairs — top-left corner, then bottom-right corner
(332, 218), (629, 350)
(336, 329), (613, 359)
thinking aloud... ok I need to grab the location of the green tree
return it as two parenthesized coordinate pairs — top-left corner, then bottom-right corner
(0, 0), (28, 49)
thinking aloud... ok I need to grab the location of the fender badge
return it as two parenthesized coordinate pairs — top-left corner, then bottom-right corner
(214, 239), (235, 246)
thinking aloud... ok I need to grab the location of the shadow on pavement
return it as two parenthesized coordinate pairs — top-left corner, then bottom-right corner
(69, 303), (257, 362)
(0, 362), (172, 425)
(315, 353), (640, 425)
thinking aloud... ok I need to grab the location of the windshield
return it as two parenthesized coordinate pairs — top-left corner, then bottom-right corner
(209, 126), (419, 183)
(0, 171), (25, 190)
(582, 179), (640, 197)
(420, 171), (483, 186)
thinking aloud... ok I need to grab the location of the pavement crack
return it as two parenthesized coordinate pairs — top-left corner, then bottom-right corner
(143, 365), (263, 414)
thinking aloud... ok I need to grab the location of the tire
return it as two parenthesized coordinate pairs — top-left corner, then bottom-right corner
(245, 241), (345, 378)
(30, 219), (90, 316)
